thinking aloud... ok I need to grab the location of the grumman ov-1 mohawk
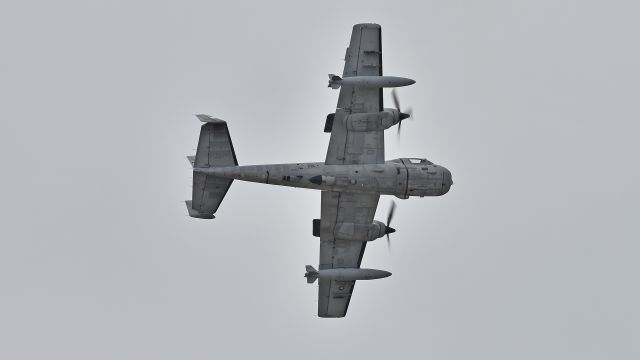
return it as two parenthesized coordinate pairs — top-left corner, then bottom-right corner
(186, 23), (452, 318)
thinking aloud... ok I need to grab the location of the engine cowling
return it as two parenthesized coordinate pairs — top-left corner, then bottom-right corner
(344, 108), (401, 132)
(334, 221), (390, 242)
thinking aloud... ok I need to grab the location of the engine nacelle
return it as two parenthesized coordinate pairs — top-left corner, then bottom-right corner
(344, 108), (401, 132)
(334, 220), (389, 242)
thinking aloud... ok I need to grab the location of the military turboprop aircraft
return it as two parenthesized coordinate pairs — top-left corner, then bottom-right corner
(186, 23), (452, 317)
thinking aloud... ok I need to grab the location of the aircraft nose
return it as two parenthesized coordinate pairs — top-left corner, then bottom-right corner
(442, 168), (453, 195)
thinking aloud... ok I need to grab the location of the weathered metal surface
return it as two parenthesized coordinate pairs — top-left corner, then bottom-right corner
(306, 267), (392, 281)
(185, 23), (453, 318)
(194, 160), (451, 197)
(328, 75), (415, 89)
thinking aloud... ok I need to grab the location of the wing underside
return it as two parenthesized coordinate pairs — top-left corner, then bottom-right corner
(318, 191), (380, 317)
(325, 23), (384, 166)
(317, 23), (386, 318)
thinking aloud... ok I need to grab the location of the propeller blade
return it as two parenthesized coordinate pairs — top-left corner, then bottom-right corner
(392, 88), (401, 111)
(387, 201), (396, 227)
(391, 89), (413, 138)
(385, 201), (396, 252)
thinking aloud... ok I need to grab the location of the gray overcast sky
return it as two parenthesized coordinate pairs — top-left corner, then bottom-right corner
(1, 1), (639, 359)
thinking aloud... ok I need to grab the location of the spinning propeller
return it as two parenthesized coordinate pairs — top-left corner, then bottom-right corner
(391, 89), (413, 137)
(385, 201), (397, 250)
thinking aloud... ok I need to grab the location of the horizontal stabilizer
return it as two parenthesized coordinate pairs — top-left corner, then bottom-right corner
(192, 175), (233, 215)
(188, 115), (238, 218)
(194, 116), (238, 167)
(185, 200), (215, 219)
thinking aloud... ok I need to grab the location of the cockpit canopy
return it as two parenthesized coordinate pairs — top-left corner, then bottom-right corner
(405, 158), (433, 165)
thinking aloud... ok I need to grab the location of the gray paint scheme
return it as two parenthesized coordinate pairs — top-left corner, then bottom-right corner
(186, 23), (452, 317)
(193, 160), (450, 197)
(328, 75), (416, 89)
(305, 266), (392, 282)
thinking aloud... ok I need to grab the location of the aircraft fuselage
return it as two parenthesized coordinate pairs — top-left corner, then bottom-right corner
(195, 158), (452, 199)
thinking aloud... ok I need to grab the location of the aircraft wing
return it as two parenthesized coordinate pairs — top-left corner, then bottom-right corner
(325, 23), (384, 166)
(316, 24), (385, 317)
(317, 191), (380, 317)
